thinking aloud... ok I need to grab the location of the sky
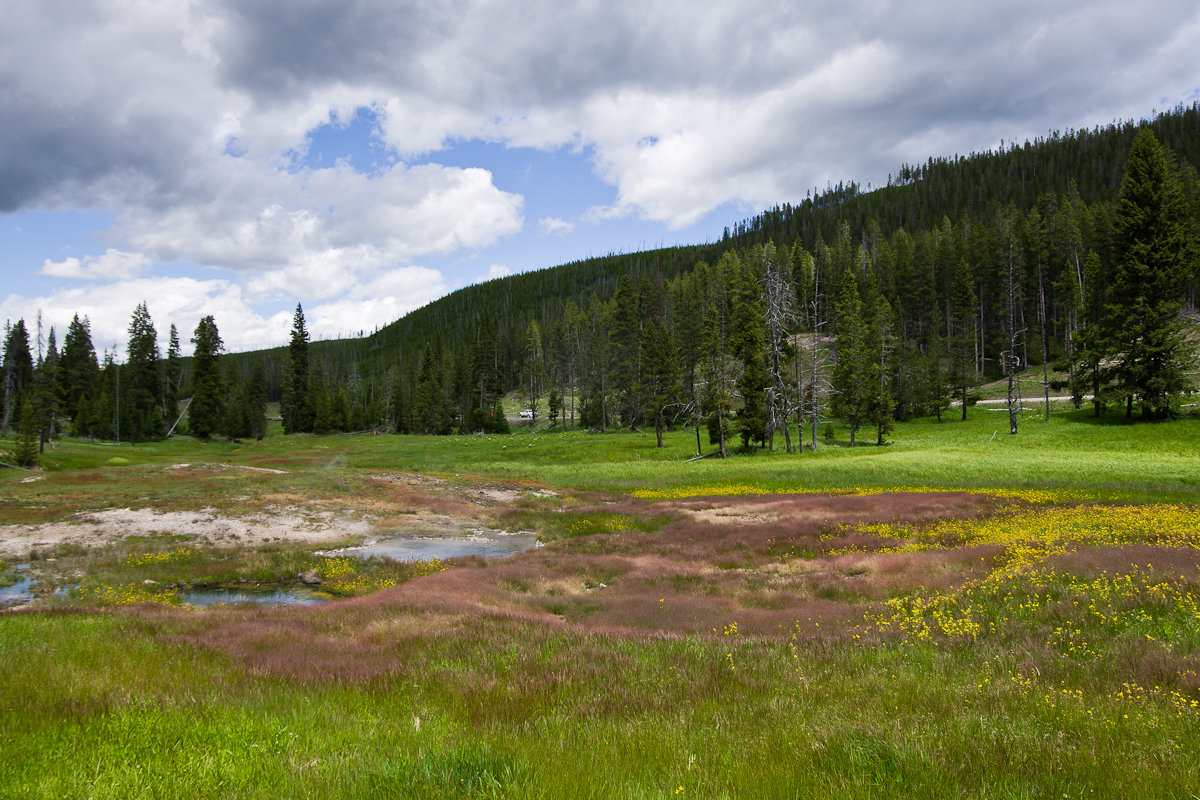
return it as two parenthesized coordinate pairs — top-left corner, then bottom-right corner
(2, 1), (1198, 357)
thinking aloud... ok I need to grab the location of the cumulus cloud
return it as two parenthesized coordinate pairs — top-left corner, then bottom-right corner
(40, 249), (151, 281)
(474, 264), (513, 284)
(7, 0), (1199, 229)
(1, 263), (445, 353)
(538, 217), (575, 237)
(3, 0), (1199, 341)
(1, 276), (263, 355)
(116, 159), (521, 282)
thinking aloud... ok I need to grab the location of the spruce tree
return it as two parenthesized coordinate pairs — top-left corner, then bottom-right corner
(221, 364), (251, 440)
(310, 362), (332, 435)
(699, 293), (733, 458)
(282, 304), (312, 433)
(949, 258), (978, 420)
(125, 303), (163, 442)
(1106, 128), (1196, 418)
(728, 253), (768, 450)
(2, 319), (34, 437)
(59, 314), (99, 425)
(246, 362), (268, 440)
(12, 397), (39, 467)
(641, 309), (680, 447)
(608, 276), (642, 428)
(188, 316), (225, 439)
(1070, 251), (1109, 415)
(34, 327), (60, 452)
(832, 270), (869, 446)
(523, 320), (544, 422)
(164, 324), (182, 427)
(869, 293), (896, 445)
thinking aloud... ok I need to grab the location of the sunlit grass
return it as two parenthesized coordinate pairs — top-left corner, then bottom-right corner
(4, 407), (1200, 797)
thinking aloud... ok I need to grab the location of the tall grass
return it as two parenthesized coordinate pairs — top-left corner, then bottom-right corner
(3, 607), (1198, 798)
(4, 407), (1200, 797)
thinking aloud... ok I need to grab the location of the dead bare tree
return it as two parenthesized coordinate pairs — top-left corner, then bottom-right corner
(803, 276), (835, 454)
(764, 251), (798, 453)
(1003, 216), (1025, 435)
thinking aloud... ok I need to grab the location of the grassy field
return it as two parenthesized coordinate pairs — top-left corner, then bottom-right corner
(2, 407), (1200, 797)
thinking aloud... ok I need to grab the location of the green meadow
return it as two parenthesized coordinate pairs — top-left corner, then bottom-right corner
(2, 407), (1200, 798)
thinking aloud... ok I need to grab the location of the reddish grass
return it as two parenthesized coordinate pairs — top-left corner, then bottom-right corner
(160, 491), (1022, 681)
(1045, 544), (1200, 582)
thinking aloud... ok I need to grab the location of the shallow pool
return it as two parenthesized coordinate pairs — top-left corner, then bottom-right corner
(0, 565), (34, 607)
(344, 532), (539, 562)
(180, 586), (328, 607)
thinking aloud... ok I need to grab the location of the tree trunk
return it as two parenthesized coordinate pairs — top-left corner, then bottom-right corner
(1039, 268), (1050, 422)
(1006, 226), (1019, 435)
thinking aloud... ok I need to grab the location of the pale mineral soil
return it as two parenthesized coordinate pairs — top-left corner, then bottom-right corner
(0, 462), (559, 561)
(0, 507), (377, 560)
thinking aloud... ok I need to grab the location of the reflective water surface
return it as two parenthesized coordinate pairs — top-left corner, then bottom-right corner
(345, 532), (539, 562)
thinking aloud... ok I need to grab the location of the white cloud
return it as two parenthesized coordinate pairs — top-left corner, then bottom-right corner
(112, 158), (522, 280)
(1, 276), (264, 355)
(304, 264), (449, 340)
(537, 217), (574, 237)
(8, 1), (1199, 230)
(4, 0), (1200, 341)
(40, 249), (151, 281)
(2, 264), (451, 354)
(475, 264), (512, 283)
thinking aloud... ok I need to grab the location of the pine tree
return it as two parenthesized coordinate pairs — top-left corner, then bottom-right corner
(164, 324), (182, 427)
(580, 294), (610, 432)
(1106, 128), (1196, 418)
(2, 319), (34, 437)
(700, 296), (733, 458)
(547, 387), (561, 429)
(12, 397), (39, 467)
(310, 362), (332, 435)
(640, 301), (680, 447)
(608, 276), (642, 428)
(411, 346), (452, 435)
(246, 362), (268, 440)
(832, 270), (870, 446)
(868, 293), (896, 445)
(125, 302), (163, 443)
(949, 258), (978, 420)
(282, 304), (312, 433)
(188, 316), (224, 439)
(331, 385), (351, 432)
(34, 327), (60, 452)
(523, 320), (544, 422)
(728, 253), (768, 450)
(59, 314), (99, 425)
(221, 364), (251, 440)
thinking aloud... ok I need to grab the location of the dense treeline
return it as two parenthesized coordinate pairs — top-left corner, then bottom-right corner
(4, 107), (1198, 460)
(1, 310), (267, 464)
(228, 104), (1199, 438)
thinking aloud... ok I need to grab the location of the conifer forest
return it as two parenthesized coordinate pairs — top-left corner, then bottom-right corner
(4, 105), (1199, 457)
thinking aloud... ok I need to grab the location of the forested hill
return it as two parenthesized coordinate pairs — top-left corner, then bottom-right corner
(731, 103), (1200, 252)
(21, 103), (1192, 448)
(257, 103), (1199, 410)
(377, 101), (1200, 367)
